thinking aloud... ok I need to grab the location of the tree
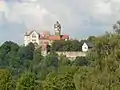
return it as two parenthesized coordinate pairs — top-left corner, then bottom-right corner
(44, 53), (59, 68)
(113, 20), (120, 34)
(0, 41), (19, 55)
(16, 72), (35, 90)
(59, 55), (71, 66)
(87, 36), (96, 42)
(0, 41), (19, 67)
(51, 40), (82, 51)
(0, 69), (14, 90)
(74, 67), (94, 90)
(43, 66), (77, 90)
(33, 47), (43, 63)
(72, 57), (89, 66)
(70, 40), (82, 51)
(0, 41), (22, 76)
(31, 47), (43, 73)
(18, 43), (35, 61)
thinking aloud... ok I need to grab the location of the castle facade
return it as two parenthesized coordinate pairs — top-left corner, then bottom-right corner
(24, 21), (69, 53)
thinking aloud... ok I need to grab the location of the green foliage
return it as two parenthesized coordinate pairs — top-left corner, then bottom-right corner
(44, 53), (59, 68)
(1, 21), (120, 89)
(72, 57), (90, 66)
(31, 47), (43, 73)
(51, 40), (82, 51)
(113, 20), (120, 34)
(0, 69), (14, 90)
(59, 55), (71, 66)
(16, 72), (35, 90)
(74, 67), (95, 90)
(33, 47), (42, 62)
(87, 36), (96, 42)
(0, 41), (19, 67)
(43, 66), (77, 90)
(18, 43), (35, 60)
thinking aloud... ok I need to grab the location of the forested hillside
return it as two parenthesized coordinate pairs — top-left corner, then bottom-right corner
(0, 21), (120, 90)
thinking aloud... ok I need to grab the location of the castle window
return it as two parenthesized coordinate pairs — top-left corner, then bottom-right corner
(32, 39), (36, 42)
(32, 33), (36, 38)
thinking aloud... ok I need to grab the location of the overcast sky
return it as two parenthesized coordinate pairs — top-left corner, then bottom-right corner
(0, 0), (120, 44)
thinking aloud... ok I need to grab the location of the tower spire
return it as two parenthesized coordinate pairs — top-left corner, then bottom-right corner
(54, 21), (61, 36)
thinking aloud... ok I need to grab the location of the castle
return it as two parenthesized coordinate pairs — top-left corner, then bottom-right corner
(24, 21), (93, 58)
(24, 21), (69, 54)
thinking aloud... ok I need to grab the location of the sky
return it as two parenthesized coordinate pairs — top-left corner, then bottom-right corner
(0, 0), (120, 44)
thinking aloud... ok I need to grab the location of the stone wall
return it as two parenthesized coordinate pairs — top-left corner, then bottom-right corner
(56, 52), (86, 60)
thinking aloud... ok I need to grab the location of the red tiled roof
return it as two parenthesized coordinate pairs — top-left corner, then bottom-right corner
(40, 37), (48, 40)
(40, 35), (47, 39)
(25, 29), (69, 41)
(48, 36), (61, 40)
(61, 35), (69, 40)
(39, 31), (50, 40)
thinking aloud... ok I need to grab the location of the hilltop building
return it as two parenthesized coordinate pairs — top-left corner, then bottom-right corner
(82, 41), (94, 52)
(24, 21), (69, 55)
(24, 21), (94, 57)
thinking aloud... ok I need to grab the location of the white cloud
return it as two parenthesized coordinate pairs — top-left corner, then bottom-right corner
(94, 0), (112, 15)
(3, 0), (120, 29)
(4, 2), (54, 30)
(1, 0), (120, 43)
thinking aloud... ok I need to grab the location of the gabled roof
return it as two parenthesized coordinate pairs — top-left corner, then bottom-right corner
(82, 40), (94, 48)
(25, 29), (40, 36)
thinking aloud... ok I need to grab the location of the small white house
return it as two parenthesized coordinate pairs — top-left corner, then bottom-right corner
(82, 42), (93, 52)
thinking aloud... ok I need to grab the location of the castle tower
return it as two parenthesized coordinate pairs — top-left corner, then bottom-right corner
(54, 21), (61, 36)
